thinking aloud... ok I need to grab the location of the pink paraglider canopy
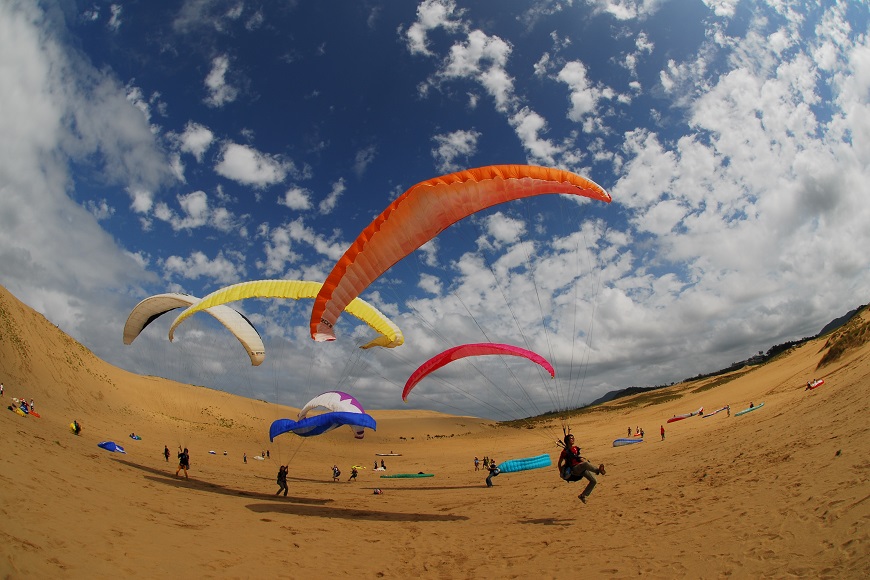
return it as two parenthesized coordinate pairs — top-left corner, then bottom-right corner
(402, 343), (555, 401)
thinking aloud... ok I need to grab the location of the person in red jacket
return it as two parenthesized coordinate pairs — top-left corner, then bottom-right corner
(557, 433), (606, 504)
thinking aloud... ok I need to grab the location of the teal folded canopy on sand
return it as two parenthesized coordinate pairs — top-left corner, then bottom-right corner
(735, 402), (765, 416)
(496, 453), (552, 473)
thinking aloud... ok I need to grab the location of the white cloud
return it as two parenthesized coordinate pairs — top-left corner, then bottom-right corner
(256, 218), (348, 277)
(557, 60), (618, 126)
(587, 0), (668, 21)
(162, 250), (243, 284)
(431, 129), (480, 172)
(403, 0), (464, 56)
(214, 142), (288, 186)
(318, 179), (345, 215)
(0, 0), (163, 343)
(509, 108), (560, 165)
(439, 30), (515, 113)
(257, 223), (303, 277)
(533, 52), (551, 77)
(178, 122), (214, 162)
(417, 273), (443, 295)
(152, 190), (238, 232)
(204, 54), (238, 108)
(354, 145), (377, 178)
(483, 212), (526, 245)
(107, 4), (122, 31)
(86, 199), (115, 221)
(278, 187), (312, 211)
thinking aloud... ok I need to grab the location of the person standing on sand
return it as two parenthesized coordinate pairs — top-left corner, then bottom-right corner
(275, 465), (289, 496)
(474, 456), (480, 471)
(175, 447), (190, 479)
(243, 453), (247, 464)
(557, 433), (606, 504)
(332, 465), (341, 481)
(485, 458), (501, 487)
(660, 425), (665, 441)
(164, 445), (170, 462)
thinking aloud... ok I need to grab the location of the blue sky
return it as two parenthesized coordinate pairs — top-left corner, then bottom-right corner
(1, 0), (868, 420)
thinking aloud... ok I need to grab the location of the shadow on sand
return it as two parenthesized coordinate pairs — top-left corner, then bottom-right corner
(113, 458), (470, 522)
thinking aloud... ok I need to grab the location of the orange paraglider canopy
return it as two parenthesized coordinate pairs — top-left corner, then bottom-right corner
(311, 164), (610, 343)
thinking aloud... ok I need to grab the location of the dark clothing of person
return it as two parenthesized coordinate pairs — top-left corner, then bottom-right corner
(486, 462), (500, 487)
(276, 466), (288, 496)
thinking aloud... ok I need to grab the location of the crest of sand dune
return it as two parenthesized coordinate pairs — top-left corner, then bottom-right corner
(1, 284), (868, 577)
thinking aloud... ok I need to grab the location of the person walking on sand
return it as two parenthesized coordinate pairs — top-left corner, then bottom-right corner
(164, 445), (170, 462)
(175, 447), (190, 479)
(332, 465), (341, 481)
(660, 425), (665, 441)
(275, 465), (289, 497)
(348, 466), (359, 482)
(557, 433), (606, 504)
(474, 456), (480, 471)
(485, 458), (501, 487)
(243, 453), (247, 464)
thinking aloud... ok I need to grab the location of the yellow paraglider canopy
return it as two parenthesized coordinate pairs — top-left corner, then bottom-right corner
(168, 280), (404, 352)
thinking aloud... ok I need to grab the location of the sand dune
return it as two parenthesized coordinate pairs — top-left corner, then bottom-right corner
(1, 285), (868, 578)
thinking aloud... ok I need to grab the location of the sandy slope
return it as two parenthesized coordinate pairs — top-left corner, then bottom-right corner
(1, 285), (868, 578)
